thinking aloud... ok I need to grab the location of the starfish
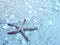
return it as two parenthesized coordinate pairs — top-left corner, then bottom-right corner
(7, 19), (38, 41)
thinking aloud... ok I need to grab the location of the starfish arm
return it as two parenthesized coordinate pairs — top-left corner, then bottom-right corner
(19, 30), (29, 41)
(8, 30), (19, 34)
(24, 27), (38, 31)
(7, 23), (19, 29)
(8, 23), (15, 26)
(21, 19), (26, 26)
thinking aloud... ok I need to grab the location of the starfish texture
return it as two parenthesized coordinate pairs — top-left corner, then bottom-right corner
(8, 19), (38, 41)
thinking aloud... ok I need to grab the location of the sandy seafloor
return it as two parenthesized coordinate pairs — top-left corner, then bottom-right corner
(0, 0), (60, 45)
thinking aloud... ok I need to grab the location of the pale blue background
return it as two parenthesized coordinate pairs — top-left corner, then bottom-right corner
(0, 0), (60, 45)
